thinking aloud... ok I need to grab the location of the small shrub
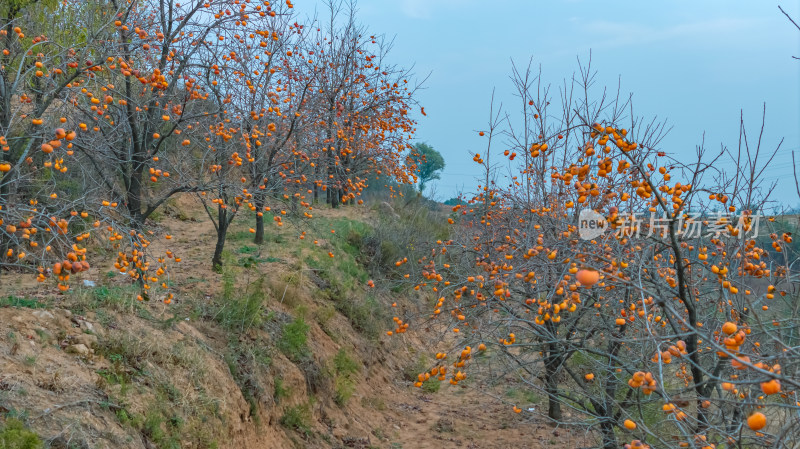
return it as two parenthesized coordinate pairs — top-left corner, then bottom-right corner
(332, 349), (360, 406)
(278, 317), (310, 361)
(273, 378), (290, 403)
(0, 419), (43, 449)
(148, 209), (164, 223)
(378, 240), (401, 269)
(324, 217), (371, 259)
(334, 375), (356, 406)
(333, 349), (360, 376)
(141, 408), (182, 449)
(433, 418), (455, 433)
(345, 228), (364, 251)
(115, 408), (132, 426)
(280, 402), (312, 436)
(142, 410), (168, 442)
(266, 275), (302, 309)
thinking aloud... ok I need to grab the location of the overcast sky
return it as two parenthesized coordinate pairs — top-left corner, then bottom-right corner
(295, 0), (800, 209)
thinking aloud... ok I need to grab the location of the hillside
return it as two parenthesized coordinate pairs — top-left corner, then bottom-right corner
(2, 0), (800, 447)
(0, 198), (587, 449)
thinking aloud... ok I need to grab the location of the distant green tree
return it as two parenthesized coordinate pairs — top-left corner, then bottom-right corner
(443, 197), (465, 206)
(411, 143), (445, 193)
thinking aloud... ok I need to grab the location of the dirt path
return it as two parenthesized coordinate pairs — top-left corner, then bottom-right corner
(365, 385), (595, 449)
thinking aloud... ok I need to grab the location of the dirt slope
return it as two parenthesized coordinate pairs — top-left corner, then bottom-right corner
(0, 201), (594, 449)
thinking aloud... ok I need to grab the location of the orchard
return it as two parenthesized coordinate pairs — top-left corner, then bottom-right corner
(1, 0), (421, 287)
(1, 1), (798, 448)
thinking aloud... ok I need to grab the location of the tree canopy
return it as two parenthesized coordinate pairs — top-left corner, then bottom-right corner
(411, 142), (444, 193)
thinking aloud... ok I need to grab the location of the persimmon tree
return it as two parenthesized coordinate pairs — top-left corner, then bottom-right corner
(184, 0), (307, 268)
(63, 0), (268, 228)
(305, 1), (421, 210)
(1, 1), (119, 286)
(395, 60), (800, 449)
(239, 10), (316, 245)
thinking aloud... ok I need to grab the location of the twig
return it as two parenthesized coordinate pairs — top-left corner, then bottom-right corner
(779, 5), (800, 59)
(31, 399), (122, 420)
(793, 151), (800, 200)
(779, 5), (800, 31)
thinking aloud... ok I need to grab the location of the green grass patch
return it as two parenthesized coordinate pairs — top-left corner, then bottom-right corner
(278, 316), (310, 362)
(421, 378), (440, 393)
(505, 387), (541, 404)
(333, 348), (360, 376)
(0, 296), (45, 309)
(332, 348), (360, 406)
(67, 285), (142, 315)
(335, 295), (384, 340)
(216, 274), (267, 332)
(141, 407), (182, 449)
(320, 217), (372, 259)
(237, 245), (258, 254)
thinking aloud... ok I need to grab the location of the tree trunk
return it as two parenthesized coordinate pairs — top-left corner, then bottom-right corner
(212, 208), (229, 271)
(331, 186), (340, 208)
(254, 193), (265, 245)
(599, 419), (617, 449)
(544, 346), (563, 421)
(127, 156), (146, 227)
(254, 213), (264, 245)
